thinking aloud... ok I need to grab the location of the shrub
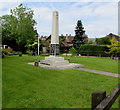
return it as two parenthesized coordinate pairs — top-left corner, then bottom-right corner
(68, 47), (77, 56)
(9, 51), (18, 55)
(0, 50), (8, 55)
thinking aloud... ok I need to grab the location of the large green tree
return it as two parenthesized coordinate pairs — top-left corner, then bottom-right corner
(72, 20), (86, 53)
(1, 15), (19, 50)
(1, 4), (38, 52)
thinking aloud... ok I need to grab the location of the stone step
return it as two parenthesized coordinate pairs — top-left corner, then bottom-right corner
(50, 60), (69, 66)
(45, 56), (64, 61)
(40, 59), (69, 66)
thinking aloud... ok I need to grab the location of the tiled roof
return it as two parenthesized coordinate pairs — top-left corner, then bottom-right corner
(106, 33), (120, 41)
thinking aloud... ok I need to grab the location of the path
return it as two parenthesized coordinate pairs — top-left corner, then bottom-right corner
(76, 68), (120, 78)
(27, 62), (119, 78)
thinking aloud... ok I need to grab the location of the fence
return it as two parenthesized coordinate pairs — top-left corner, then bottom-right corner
(92, 83), (120, 110)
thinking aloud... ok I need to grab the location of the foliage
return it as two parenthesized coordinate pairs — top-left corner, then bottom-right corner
(1, 4), (38, 52)
(88, 40), (93, 44)
(68, 47), (77, 55)
(0, 50), (8, 55)
(42, 37), (50, 53)
(96, 37), (111, 45)
(1, 15), (18, 49)
(79, 44), (110, 56)
(106, 38), (120, 54)
(26, 38), (43, 53)
(9, 51), (18, 54)
(72, 20), (86, 51)
(82, 33), (88, 44)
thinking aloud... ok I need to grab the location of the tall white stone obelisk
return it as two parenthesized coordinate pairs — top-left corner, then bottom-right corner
(50, 11), (59, 56)
(40, 11), (69, 66)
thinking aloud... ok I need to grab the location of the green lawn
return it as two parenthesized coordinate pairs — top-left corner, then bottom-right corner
(2, 55), (119, 108)
(0, 58), (2, 109)
(64, 56), (118, 73)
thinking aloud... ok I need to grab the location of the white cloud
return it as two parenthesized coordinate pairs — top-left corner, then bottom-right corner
(0, 0), (119, 2)
(0, 2), (22, 16)
(0, 2), (118, 38)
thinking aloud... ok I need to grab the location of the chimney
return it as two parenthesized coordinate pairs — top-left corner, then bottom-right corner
(66, 34), (68, 40)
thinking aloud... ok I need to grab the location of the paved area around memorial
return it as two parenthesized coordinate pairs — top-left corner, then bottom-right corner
(27, 62), (84, 70)
(27, 62), (119, 78)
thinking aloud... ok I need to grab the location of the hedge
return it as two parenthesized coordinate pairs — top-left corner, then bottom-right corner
(79, 44), (110, 56)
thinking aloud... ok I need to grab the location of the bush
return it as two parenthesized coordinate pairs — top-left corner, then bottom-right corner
(79, 44), (110, 56)
(0, 50), (8, 55)
(68, 47), (77, 56)
(10, 51), (18, 55)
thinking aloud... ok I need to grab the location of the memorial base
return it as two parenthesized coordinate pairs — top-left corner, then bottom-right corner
(40, 56), (69, 66)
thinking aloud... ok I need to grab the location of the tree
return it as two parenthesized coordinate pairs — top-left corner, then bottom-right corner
(82, 33), (88, 44)
(96, 37), (111, 45)
(72, 20), (86, 53)
(1, 4), (38, 52)
(1, 15), (19, 51)
(106, 38), (120, 59)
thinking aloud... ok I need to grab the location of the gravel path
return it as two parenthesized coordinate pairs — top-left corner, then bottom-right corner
(76, 68), (119, 78)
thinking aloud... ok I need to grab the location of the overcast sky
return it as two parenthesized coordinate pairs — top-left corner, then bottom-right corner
(0, 0), (119, 38)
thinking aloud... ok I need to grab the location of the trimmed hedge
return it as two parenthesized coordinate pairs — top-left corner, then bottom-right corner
(79, 44), (110, 56)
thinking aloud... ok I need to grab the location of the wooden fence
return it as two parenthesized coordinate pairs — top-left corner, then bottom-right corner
(92, 83), (120, 110)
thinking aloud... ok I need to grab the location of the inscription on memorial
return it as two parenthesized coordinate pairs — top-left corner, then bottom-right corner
(50, 44), (59, 56)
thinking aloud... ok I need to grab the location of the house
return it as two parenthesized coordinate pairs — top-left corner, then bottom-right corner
(61, 34), (74, 52)
(44, 34), (74, 53)
(106, 33), (120, 41)
(40, 35), (47, 41)
(105, 33), (120, 44)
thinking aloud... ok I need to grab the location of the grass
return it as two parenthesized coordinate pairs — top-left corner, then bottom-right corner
(2, 55), (119, 108)
(0, 58), (2, 109)
(64, 56), (118, 73)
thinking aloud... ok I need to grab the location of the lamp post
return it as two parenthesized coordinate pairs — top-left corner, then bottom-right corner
(38, 36), (40, 55)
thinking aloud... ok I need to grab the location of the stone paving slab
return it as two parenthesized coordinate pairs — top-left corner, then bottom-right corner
(27, 62), (84, 70)
(76, 68), (120, 78)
